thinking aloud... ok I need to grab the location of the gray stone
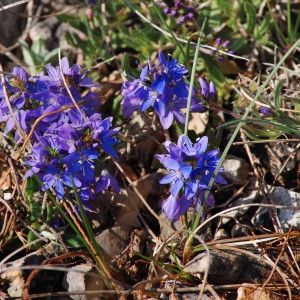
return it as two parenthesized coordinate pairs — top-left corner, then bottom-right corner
(183, 249), (271, 285)
(222, 155), (250, 183)
(62, 264), (106, 300)
(253, 187), (300, 231)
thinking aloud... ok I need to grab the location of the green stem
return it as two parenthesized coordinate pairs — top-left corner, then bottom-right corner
(184, 18), (207, 136)
(71, 176), (105, 263)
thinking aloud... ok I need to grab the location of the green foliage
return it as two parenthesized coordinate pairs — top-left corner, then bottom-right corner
(57, 13), (104, 69)
(19, 38), (59, 74)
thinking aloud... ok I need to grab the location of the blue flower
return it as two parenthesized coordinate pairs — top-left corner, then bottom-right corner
(161, 194), (192, 221)
(179, 135), (208, 160)
(61, 149), (99, 184)
(199, 78), (218, 101)
(140, 78), (166, 116)
(158, 157), (192, 198)
(41, 166), (82, 199)
(94, 117), (120, 158)
(95, 169), (120, 193)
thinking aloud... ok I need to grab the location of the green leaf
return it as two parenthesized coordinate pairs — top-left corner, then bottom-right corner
(121, 53), (137, 78)
(29, 200), (42, 221)
(273, 80), (285, 112)
(244, 2), (256, 33)
(25, 177), (40, 200)
(257, 33), (270, 46)
(64, 232), (86, 248)
(244, 125), (282, 140)
(19, 39), (40, 71)
(31, 38), (46, 58)
(46, 203), (54, 223)
(256, 13), (272, 36)
(28, 221), (43, 250)
(44, 48), (59, 64)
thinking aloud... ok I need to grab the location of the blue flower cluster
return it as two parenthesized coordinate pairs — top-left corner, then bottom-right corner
(0, 57), (120, 200)
(155, 134), (227, 220)
(121, 51), (215, 129)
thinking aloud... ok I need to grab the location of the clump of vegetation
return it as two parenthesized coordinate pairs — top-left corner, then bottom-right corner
(0, 0), (300, 299)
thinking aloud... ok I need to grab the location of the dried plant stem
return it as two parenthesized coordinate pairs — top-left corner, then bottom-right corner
(0, 63), (27, 141)
(22, 251), (93, 299)
(233, 138), (300, 145)
(58, 50), (87, 121)
(17, 103), (76, 159)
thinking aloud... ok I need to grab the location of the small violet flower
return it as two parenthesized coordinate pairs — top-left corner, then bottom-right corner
(211, 37), (234, 61)
(159, 157), (192, 198)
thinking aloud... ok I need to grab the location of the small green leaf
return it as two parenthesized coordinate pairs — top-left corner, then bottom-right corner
(28, 222), (43, 250)
(19, 39), (40, 71)
(63, 232), (86, 248)
(29, 200), (42, 221)
(25, 177), (40, 200)
(257, 14), (272, 36)
(46, 203), (54, 223)
(244, 2), (256, 33)
(273, 80), (285, 112)
(257, 33), (270, 46)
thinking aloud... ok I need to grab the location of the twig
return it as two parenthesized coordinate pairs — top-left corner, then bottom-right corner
(0, 0), (29, 12)
(0, 63), (27, 141)
(58, 49), (88, 121)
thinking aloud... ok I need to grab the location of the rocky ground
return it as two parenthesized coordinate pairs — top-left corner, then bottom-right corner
(0, 1), (300, 299)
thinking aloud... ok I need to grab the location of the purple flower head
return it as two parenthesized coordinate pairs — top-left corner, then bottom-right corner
(61, 149), (98, 184)
(85, 0), (98, 4)
(199, 78), (218, 101)
(160, 0), (196, 25)
(178, 135), (208, 161)
(95, 169), (120, 194)
(157, 134), (227, 220)
(260, 107), (274, 116)
(121, 52), (193, 129)
(222, 40), (231, 48)
(162, 194), (191, 221)
(211, 37), (233, 61)
(215, 37), (222, 47)
(186, 12), (194, 19)
(93, 116), (120, 158)
(121, 65), (149, 118)
(159, 157), (192, 198)
(163, 7), (170, 14)
(176, 16), (185, 25)
(42, 57), (98, 90)
(158, 51), (188, 82)
(41, 166), (82, 199)
(159, 90), (187, 129)
(140, 78), (166, 116)
(7, 66), (29, 93)
(23, 143), (49, 179)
